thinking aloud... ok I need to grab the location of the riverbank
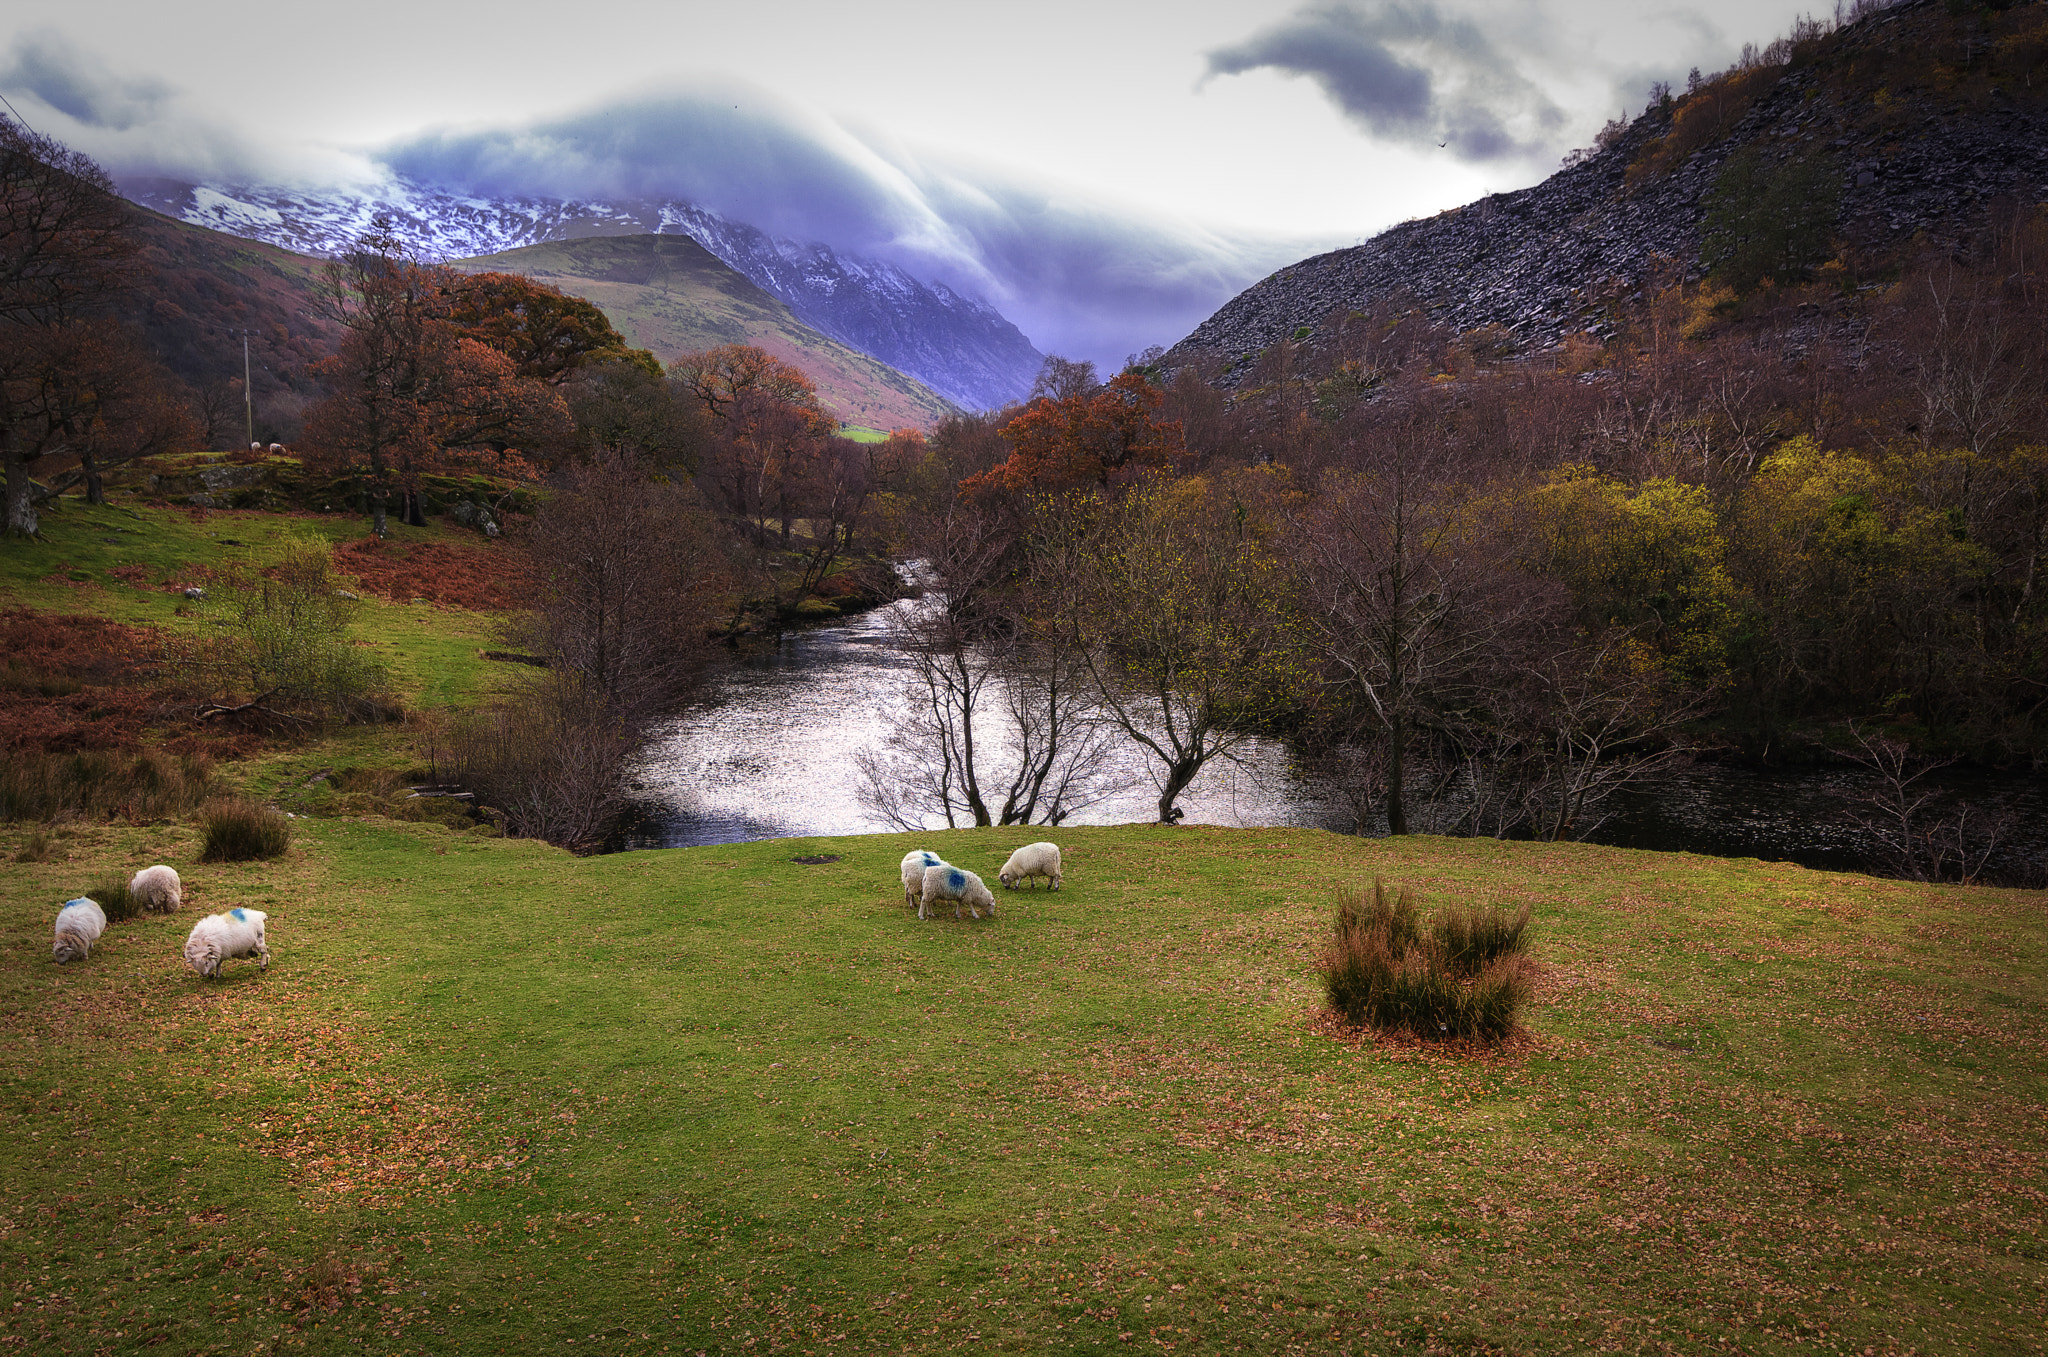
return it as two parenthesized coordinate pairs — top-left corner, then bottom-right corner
(4, 814), (2043, 1354)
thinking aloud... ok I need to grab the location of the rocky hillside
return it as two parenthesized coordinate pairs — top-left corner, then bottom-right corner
(1165, 0), (2048, 377)
(116, 176), (1042, 412)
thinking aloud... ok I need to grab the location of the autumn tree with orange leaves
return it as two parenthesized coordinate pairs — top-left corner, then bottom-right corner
(441, 271), (658, 385)
(962, 369), (1184, 501)
(303, 222), (569, 536)
(671, 344), (840, 544)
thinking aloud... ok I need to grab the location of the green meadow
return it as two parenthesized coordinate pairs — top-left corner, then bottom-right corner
(3, 502), (2044, 1355)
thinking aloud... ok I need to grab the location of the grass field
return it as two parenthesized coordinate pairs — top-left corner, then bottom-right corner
(3, 815), (2042, 1355)
(4, 499), (2045, 1354)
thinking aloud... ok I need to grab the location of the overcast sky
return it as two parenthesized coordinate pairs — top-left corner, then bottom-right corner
(2, 0), (1831, 366)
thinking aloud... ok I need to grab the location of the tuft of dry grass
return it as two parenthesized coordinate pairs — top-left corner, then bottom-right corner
(1322, 878), (1533, 1042)
(197, 797), (291, 863)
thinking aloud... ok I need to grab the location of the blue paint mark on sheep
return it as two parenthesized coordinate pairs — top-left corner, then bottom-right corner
(922, 852), (941, 866)
(62, 898), (92, 910)
(230, 907), (248, 921)
(946, 868), (965, 892)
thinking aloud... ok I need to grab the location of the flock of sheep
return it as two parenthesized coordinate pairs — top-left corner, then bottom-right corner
(49, 839), (1059, 975)
(50, 864), (271, 978)
(903, 840), (1063, 919)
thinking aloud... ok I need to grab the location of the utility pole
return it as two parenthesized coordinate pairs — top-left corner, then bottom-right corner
(242, 332), (254, 448)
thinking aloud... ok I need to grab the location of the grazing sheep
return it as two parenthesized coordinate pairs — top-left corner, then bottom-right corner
(267, 443), (285, 454)
(183, 907), (269, 979)
(999, 841), (1063, 891)
(919, 864), (996, 921)
(53, 898), (106, 964)
(129, 864), (182, 913)
(900, 848), (946, 908)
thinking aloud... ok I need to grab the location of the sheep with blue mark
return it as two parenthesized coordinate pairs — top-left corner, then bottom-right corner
(183, 907), (269, 979)
(999, 841), (1063, 891)
(919, 863), (996, 921)
(53, 897), (107, 963)
(900, 848), (947, 909)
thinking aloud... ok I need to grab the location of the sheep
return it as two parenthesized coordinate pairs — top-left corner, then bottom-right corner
(919, 863), (996, 921)
(268, 443), (285, 454)
(53, 898), (106, 964)
(129, 864), (182, 913)
(183, 907), (269, 979)
(998, 841), (1063, 891)
(900, 848), (947, 909)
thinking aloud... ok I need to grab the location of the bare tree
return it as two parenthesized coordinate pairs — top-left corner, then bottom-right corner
(1833, 721), (2013, 884)
(1, 117), (149, 536)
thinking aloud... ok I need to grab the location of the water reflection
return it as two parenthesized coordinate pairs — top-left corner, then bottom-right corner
(614, 597), (2045, 884)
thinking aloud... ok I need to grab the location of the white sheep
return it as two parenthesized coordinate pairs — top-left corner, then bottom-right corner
(53, 897), (106, 964)
(919, 863), (996, 921)
(998, 841), (1063, 891)
(183, 907), (269, 979)
(900, 848), (946, 908)
(129, 864), (183, 913)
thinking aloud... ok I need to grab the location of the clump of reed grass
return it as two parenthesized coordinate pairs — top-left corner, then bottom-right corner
(198, 797), (291, 863)
(0, 749), (214, 824)
(12, 829), (56, 863)
(87, 871), (139, 922)
(1321, 878), (1533, 1043)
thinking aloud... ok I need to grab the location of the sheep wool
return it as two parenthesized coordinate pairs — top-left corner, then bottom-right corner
(919, 864), (996, 921)
(900, 848), (946, 908)
(129, 863), (183, 913)
(183, 907), (270, 979)
(998, 841), (1063, 891)
(53, 897), (107, 964)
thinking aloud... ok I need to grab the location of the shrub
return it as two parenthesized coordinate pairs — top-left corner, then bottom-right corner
(198, 798), (291, 863)
(1430, 902), (1533, 977)
(1321, 878), (1533, 1042)
(0, 748), (214, 823)
(88, 871), (139, 922)
(12, 829), (55, 863)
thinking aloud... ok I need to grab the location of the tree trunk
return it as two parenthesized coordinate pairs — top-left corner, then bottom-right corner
(1385, 714), (1408, 835)
(4, 452), (38, 538)
(85, 467), (105, 505)
(372, 490), (389, 539)
(1157, 757), (1200, 824)
(405, 490), (427, 528)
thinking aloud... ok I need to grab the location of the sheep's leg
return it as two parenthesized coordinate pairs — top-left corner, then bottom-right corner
(256, 941), (270, 969)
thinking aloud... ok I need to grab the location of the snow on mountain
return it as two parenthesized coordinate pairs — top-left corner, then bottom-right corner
(118, 175), (1044, 413)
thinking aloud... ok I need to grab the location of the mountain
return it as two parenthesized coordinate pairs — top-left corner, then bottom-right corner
(115, 175), (1043, 412)
(444, 235), (958, 430)
(1164, 0), (2048, 378)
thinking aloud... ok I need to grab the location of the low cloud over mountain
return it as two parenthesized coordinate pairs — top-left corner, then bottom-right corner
(377, 89), (1317, 371)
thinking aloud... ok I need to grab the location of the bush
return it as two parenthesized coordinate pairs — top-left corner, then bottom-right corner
(88, 871), (138, 922)
(12, 829), (54, 863)
(428, 695), (636, 851)
(0, 748), (214, 823)
(198, 798), (291, 863)
(1321, 878), (1533, 1042)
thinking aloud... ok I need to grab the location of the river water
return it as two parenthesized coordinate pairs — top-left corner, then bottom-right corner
(614, 595), (2047, 885)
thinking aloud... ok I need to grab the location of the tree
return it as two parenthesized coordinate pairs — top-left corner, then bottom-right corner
(1700, 147), (1841, 292)
(170, 532), (391, 727)
(442, 271), (657, 385)
(962, 371), (1184, 498)
(1, 117), (148, 536)
(855, 496), (1129, 829)
(671, 344), (838, 543)
(1286, 413), (1545, 835)
(1065, 475), (1298, 823)
(303, 224), (569, 535)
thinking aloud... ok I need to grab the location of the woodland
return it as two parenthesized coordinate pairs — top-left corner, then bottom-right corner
(3, 2), (2047, 884)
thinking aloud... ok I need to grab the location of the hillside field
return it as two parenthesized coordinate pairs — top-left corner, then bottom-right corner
(1, 502), (2044, 1355)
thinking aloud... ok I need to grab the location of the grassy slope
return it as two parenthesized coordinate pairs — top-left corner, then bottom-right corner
(446, 236), (957, 433)
(2, 821), (2042, 1355)
(3, 505), (2044, 1355)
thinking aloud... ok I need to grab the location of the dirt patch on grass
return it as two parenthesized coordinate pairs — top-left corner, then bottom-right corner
(332, 536), (530, 611)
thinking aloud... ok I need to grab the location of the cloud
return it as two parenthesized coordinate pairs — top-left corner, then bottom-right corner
(378, 89), (1319, 369)
(0, 29), (375, 187)
(1203, 0), (1568, 162)
(0, 28), (170, 131)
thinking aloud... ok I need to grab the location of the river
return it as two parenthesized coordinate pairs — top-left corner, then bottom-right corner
(612, 595), (2047, 885)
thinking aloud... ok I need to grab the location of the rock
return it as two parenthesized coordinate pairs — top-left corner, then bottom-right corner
(449, 499), (498, 535)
